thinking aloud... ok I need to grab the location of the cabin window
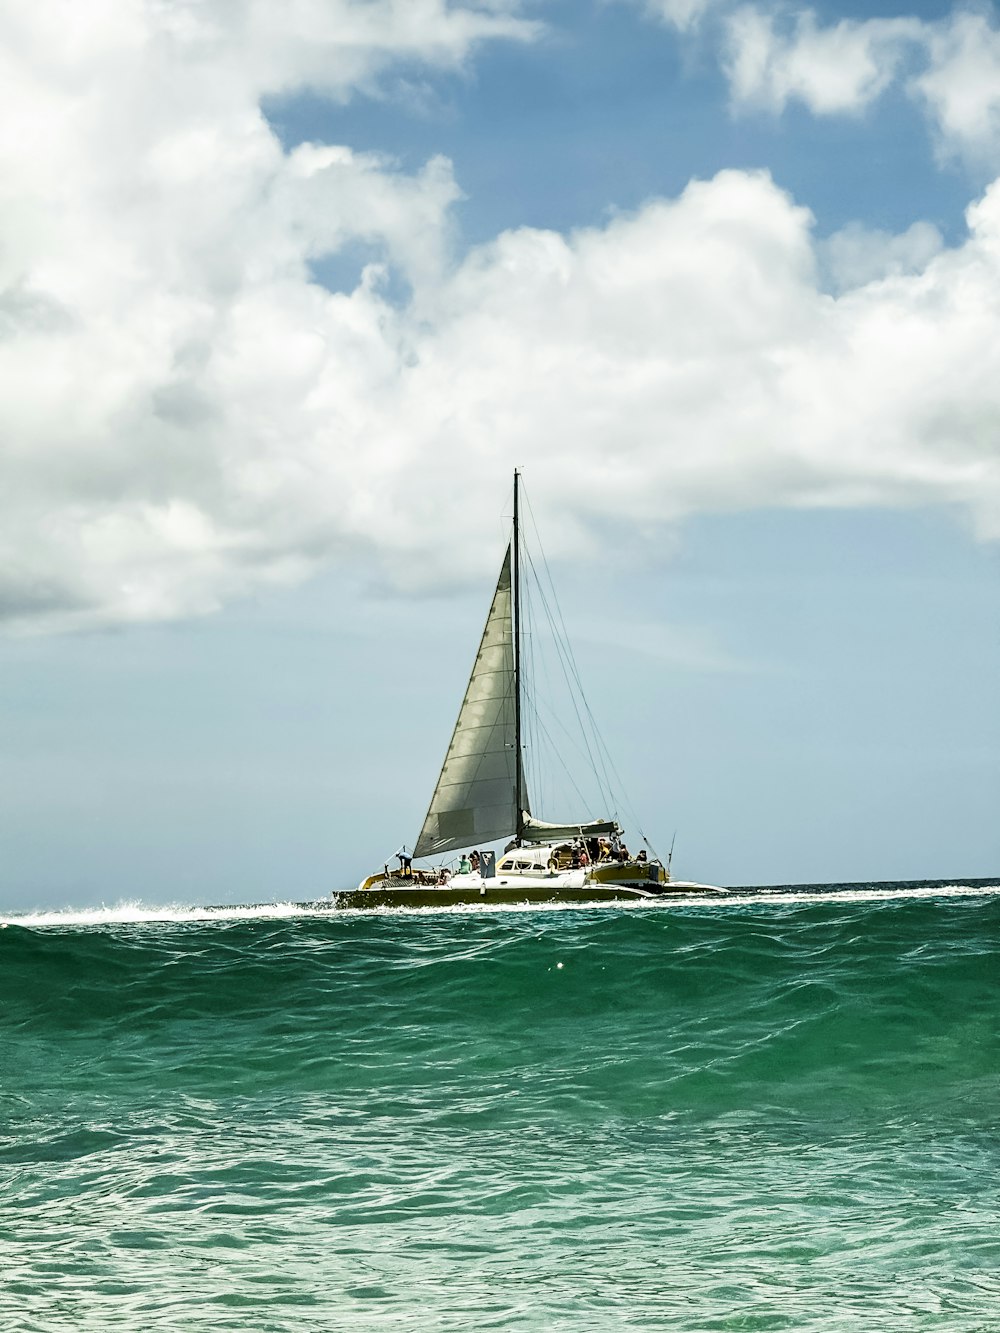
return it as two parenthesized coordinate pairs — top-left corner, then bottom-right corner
(497, 859), (514, 871)
(514, 860), (531, 870)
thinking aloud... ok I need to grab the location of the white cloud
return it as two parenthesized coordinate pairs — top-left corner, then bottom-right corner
(701, 3), (1000, 166)
(912, 10), (1000, 164)
(399, 170), (1000, 548)
(634, 0), (720, 32)
(3, 1), (1000, 634)
(818, 220), (944, 293)
(723, 6), (921, 114)
(0, 0), (534, 630)
(630, 1), (1000, 166)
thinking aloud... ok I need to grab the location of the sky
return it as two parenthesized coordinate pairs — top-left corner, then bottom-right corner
(1, 0), (999, 910)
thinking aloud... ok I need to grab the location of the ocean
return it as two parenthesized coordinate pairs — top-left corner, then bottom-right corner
(2, 881), (999, 1332)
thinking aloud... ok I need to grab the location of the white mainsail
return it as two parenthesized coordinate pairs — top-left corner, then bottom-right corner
(413, 547), (529, 857)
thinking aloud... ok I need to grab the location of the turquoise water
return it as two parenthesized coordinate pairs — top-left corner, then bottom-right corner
(3, 884), (999, 1331)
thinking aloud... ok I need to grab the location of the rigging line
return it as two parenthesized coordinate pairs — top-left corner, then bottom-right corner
(520, 569), (561, 816)
(577, 707), (650, 836)
(524, 686), (613, 816)
(520, 546), (568, 815)
(594, 747), (665, 865)
(521, 540), (615, 814)
(519, 484), (666, 858)
(520, 495), (618, 806)
(521, 489), (661, 846)
(571, 708), (658, 854)
(522, 552), (608, 808)
(525, 551), (618, 810)
(530, 689), (611, 774)
(522, 705), (596, 814)
(520, 605), (613, 785)
(525, 623), (557, 810)
(520, 586), (588, 818)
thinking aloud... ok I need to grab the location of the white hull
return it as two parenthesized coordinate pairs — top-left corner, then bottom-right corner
(449, 868), (589, 891)
(443, 871), (726, 892)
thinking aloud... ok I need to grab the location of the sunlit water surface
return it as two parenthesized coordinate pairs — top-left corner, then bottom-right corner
(3, 881), (999, 1331)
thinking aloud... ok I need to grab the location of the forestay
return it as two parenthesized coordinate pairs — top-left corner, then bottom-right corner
(413, 547), (529, 857)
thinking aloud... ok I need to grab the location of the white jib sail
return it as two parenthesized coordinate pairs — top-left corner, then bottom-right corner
(413, 546), (527, 858)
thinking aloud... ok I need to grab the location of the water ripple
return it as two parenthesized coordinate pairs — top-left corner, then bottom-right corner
(2, 891), (999, 1329)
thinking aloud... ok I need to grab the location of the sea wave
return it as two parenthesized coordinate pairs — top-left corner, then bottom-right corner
(3, 884), (999, 1331)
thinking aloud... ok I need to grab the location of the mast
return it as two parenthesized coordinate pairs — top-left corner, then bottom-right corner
(513, 469), (524, 842)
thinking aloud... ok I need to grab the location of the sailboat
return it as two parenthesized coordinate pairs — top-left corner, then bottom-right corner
(333, 472), (720, 909)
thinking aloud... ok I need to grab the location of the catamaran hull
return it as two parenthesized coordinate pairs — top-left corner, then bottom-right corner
(332, 883), (658, 909)
(332, 872), (724, 909)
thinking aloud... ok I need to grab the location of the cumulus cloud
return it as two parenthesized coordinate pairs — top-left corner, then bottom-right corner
(912, 10), (1000, 164)
(0, 0), (535, 630)
(818, 220), (944, 293)
(405, 170), (1000, 542)
(638, 0), (1000, 164)
(3, 0), (1000, 634)
(723, 6), (921, 114)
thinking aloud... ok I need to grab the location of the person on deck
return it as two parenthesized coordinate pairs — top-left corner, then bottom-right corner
(457, 854), (472, 874)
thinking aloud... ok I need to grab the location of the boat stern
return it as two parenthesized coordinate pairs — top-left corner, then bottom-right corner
(588, 860), (669, 888)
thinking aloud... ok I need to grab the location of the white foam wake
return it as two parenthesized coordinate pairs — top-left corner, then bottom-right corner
(0, 900), (334, 928)
(3, 882), (998, 928)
